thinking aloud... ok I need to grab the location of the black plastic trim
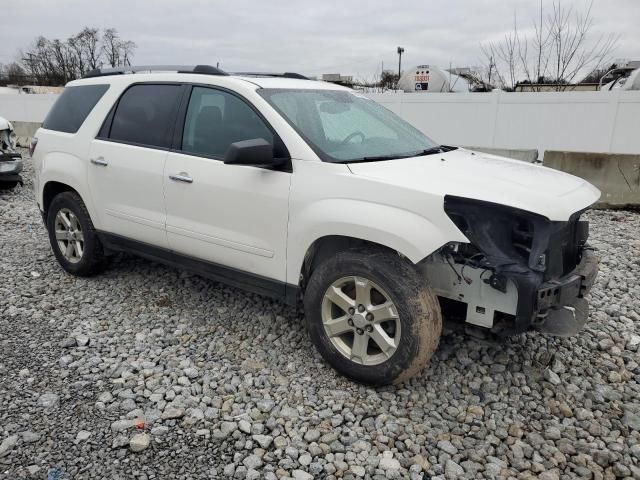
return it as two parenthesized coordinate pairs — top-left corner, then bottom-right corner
(84, 64), (228, 78)
(0, 173), (23, 183)
(97, 232), (299, 305)
(233, 72), (309, 80)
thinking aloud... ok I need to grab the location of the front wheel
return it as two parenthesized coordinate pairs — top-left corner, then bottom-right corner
(303, 249), (442, 385)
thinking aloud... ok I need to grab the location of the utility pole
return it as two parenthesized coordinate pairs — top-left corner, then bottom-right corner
(397, 46), (404, 87)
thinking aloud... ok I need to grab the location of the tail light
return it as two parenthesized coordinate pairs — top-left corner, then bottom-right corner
(29, 137), (38, 157)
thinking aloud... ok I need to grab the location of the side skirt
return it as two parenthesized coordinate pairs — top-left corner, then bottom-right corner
(97, 232), (299, 305)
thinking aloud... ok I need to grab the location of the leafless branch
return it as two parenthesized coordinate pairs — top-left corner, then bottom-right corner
(479, 0), (617, 91)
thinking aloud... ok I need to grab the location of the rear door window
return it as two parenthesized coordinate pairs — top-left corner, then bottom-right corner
(109, 84), (183, 148)
(181, 86), (273, 158)
(42, 84), (109, 133)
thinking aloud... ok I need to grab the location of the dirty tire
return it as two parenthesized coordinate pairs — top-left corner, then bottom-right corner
(46, 191), (105, 277)
(304, 249), (442, 386)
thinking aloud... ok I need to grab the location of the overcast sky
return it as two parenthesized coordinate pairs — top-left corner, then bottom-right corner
(1, 0), (638, 80)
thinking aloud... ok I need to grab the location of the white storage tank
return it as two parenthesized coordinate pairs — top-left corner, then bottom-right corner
(397, 65), (472, 93)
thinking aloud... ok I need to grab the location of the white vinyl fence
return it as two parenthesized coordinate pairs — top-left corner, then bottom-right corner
(0, 94), (58, 123)
(1, 90), (639, 156)
(367, 90), (640, 156)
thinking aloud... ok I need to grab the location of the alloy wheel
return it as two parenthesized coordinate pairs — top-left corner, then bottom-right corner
(54, 208), (84, 264)
(321, 276), (401, 365)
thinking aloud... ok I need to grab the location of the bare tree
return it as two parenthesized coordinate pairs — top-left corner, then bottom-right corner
(120, 40), (136, 67)
(379, 70), (399, 91)
(102, 28), (121, 67)
(0, 62), (29, 85)
(480, 0), (617, 91)
(67, 34), (86, 78)
(77, 27), (102, 70)
(49, 39), (74, 83)
(102, 29), (137, 68)
(478, 48), (506, 89)
(19, 27), (137, 85)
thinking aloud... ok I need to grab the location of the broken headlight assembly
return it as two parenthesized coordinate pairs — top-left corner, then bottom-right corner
(443, 195), (552, 276)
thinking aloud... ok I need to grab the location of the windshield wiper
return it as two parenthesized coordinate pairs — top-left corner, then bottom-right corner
(352, 149), (436, 163)
(357, 153), (414, 162)
(344, 145), (456, 164)
(415, 146), (444, 156)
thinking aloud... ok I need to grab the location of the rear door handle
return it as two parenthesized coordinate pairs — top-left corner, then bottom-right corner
(90, 156), (108, 166)
(169, 172), (193, 183)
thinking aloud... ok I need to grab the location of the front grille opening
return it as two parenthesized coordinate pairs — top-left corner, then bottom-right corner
(512, 217), (534, 261)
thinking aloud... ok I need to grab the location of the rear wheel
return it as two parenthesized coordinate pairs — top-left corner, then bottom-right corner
(46, 191), (105, 276)
(304, 249), (442, 385)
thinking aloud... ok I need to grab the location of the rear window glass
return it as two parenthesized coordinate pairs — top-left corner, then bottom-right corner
(42, 84), (109, 133)
(109, 84), (183, 148)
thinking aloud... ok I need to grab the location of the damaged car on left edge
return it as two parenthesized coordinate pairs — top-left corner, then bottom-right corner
(0, 116), (23, 190)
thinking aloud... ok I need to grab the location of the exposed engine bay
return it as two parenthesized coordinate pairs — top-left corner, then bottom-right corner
(421, 195), (598, 336)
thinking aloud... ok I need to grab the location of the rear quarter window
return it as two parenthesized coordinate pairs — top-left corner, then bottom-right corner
(42, 84), (109, 133)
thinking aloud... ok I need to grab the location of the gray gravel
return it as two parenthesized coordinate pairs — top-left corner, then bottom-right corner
(1, 153), (639, 479)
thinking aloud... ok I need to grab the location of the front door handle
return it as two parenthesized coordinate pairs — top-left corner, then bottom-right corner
(90, 156), (108, 166)
(169, 172), (193, 183)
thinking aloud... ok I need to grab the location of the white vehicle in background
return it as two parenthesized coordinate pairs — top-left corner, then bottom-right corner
(32, 65), (599, 385)
(0, 116), (22, 190)
(600, 66), (640, 91)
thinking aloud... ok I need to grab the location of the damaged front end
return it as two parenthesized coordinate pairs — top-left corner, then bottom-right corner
(421, 195), (598, 336)
(0, 116), (23, 189)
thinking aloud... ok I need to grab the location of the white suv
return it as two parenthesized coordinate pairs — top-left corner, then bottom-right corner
(32, 65), (599, 385)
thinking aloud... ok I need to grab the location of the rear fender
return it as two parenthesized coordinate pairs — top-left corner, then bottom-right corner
(39, 152), (97, 223)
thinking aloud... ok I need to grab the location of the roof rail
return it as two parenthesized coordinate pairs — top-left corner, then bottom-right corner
(83, 65), (228, 78)
(233, 72), (309, 80)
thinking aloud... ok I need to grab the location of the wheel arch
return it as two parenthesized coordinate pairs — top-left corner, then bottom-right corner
(299, 235), (403, 291)
(42, 181), (80, 217)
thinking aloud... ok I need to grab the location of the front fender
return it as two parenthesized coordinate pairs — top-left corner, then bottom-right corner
(286, 198), (467, 285)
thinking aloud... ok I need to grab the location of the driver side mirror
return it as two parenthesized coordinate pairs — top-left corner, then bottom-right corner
(224, 138), (284, 167)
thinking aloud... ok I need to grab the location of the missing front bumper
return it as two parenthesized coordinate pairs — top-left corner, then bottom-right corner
(424, 248), (598, 336)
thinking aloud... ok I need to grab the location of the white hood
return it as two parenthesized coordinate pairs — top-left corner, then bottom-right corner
(347, 148), (600, 221)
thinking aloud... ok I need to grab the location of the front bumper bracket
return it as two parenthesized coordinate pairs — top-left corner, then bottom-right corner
(532, 249), (598, 336)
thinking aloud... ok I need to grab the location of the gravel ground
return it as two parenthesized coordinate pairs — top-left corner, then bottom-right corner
(1, 153), (639, 480)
